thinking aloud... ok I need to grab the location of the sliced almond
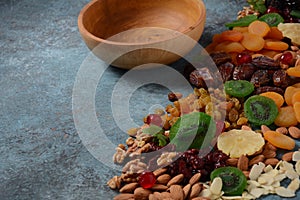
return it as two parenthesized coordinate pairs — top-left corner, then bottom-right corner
(292, 151), (300, 162)
(275, 187), (295, 197)
(288, 178), (300, 191)
(295, 160), (300, 175)
(210, 177), (222, 195)
(119, 182), (139, 193)
(189, 173), (201, 185)
(167, 174), (184, 187)
(249, 187), (265, 198)
(249, 162), (265, 180)
(285, 170), (299, 180)
(169, 185), (184, 200)
(190, 183), (202, 199)
(199, 188), (212, 198)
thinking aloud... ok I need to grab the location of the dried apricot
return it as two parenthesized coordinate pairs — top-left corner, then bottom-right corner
(264, 130), (295, 150)
(215, 41), (245, 53)
(286, 67), (300, 77)
(248, 20), (270, 37)
(260, 91), (284, 109)
(220, 30), (244, 42)
(266, 27), (284, 40)
(294, 102), (300, 123)
(292, 83), (300, 88)
(233, 26), (249, 33)
(257, 49), (280, 58)
(292, 90), (300, 105)
(284, 86), (300, 106)
(274, 106), (298, 127)
(264, 39), (289, 51)
(241, 32), (265, 52)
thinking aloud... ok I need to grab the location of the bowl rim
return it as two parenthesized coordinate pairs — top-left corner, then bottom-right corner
(78, 0), (206, 46)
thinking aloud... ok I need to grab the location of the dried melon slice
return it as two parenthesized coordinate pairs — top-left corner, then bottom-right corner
(217, 129), (265, 158)
(277, 23), (300, 45)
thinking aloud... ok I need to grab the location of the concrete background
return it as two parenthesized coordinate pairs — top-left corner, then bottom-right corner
(2, 0), (294, 199)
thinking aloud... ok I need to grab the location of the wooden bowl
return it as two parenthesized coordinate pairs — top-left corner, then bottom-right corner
(78, 0), (206, 69)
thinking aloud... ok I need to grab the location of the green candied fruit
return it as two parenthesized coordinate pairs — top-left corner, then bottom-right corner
(224, 80), (254, 98)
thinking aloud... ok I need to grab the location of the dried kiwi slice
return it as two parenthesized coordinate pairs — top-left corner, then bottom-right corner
(169, 112), (216, 151)
(258, 13), (284, 27)
(210, 166), (247, 196)
(224, 80), (254, 98)
(244, 95), (278, 126)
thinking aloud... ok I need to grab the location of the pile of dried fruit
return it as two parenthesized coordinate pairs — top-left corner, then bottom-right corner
(106, 1), (300, 200)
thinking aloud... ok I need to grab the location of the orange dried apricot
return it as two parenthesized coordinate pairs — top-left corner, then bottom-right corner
(274, 106), (298, 127)
(220, 30), (244, 42)
(259, 91), (284, 109)
(215, 41), (245, 53)
(292, 83), (300, 88)
(266, 27), (283, 40)
(264, 130), (295, 150)
(248, 20), (270, 37)
(257, 49), (280, 58)
(294, 102), (300, 123)
(286, 67), (300, 77)
(241, 32), (265, 52)
(284, 86), (300, 106)
(264, 39), (289, 51)
(212, 33), (222, 43)
(292, 90), (300, 105)
(233, 26), (249, 33)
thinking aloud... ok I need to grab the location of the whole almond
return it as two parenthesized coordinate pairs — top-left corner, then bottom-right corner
(276, 127), (288, 135)
(261, 125), (271, 134)
(169, 185), (184, 200)
(183, 184), (191, 199)
(252, 147), (263, 156)
(189, 173), (201, 185)
(190, 183), (202, 199)
(134, 187), (152, 200)
(264, 158), (279, 166)
(191, 197), (211, 200)
(153, 168), (168, 177)
(282, 152), (294, 162)
(264, 142), (277, 151)
(149, 194), (158, 200)
(262, 149), (276, 159)
(226, 158), (238, 166)
(288, 126), (300, 139)
(167, 174), (184, 187)
(237, 155), (249, 171)
(160, 192), (172, 198)
(249, 155), (265, 166)
(151, 184), (168, 191)
(114, 193), (134, 200)
(119, 182), (139, 193)
(157, 174), (171, 185)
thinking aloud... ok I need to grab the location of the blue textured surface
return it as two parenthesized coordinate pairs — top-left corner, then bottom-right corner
(2, 0), (297, 199)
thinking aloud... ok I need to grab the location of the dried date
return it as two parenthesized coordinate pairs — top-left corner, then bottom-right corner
(218, 62), (234, 82)
(255, 86), (284, 95)
(272, 69), (290, 88)
(250, 70), (271, 88)
(210, 51), (232, 66)
(251, 56), (280, 69)
(233, 63), (256, 80)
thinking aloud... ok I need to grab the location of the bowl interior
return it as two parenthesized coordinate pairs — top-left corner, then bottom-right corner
(81, 0), (205, 43)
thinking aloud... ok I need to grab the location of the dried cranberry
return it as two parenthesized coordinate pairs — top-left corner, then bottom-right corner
(138, 171), (156, 189)
(266, 6), (280, 13)
(236, 52), (252, 65)
(146, 114), (162, 127)
(279, 52), (294, 65)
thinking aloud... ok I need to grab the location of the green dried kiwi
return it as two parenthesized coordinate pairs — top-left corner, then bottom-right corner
(210, 166), (247, 196)
(169, 112), (216, 151)
(225, 15), (258, 28)
(224, 80), (254, 98)
(244, 95), (278, 126)
(258, 13), (284, 27)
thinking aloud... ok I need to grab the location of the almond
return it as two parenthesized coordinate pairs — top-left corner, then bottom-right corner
(249, 155), (265, 166)
(151, 184), (168, 191)
(237, 155), (249, 171)
(262, 149), (276, 159)
(153, 168), (168, 177)
(243, 171), (250, 179)
(114, 193), (135, 200)
(288, 126), (300, 139)
(149, 194), (158, 200)
(191, 197), (211, 200)
(189, 173), (201, 185)
(261, 125), (271, 134)
(282, 152), (294, 162)
(264, 158), (279, 166)
(119, 182), (139, 193)
(276, 127), (288, 135)
(226, 158), (238, 166)
(190, 183), (202, 199)
(167, 174), (184, 187)
(169, 185), (184, 200)
(264, 142), (277, 151)
(134, 187), (152, 200)
(183, 184), (191, 199)
(157, 174), (171, 185)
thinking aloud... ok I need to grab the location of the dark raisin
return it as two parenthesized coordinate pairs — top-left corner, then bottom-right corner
(168, 92), (178, 102)
(218, 62), (235, 82)
(250, 70), (271, 88)
(251, 56), (280, 69)
(255, 86), (284, 95)
(272, 69), (290, 88)
(233, 63), (256, 80)
(210, 51), (232, 66)
(189, 68), (214, 89)
(183, 63), (196, 80)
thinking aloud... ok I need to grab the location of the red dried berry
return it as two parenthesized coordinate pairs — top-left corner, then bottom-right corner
(146, 114), (162, 127)
(236, 52), (252, 65)
(138, 171), (156, 189)
(279, 52), (293, 65)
